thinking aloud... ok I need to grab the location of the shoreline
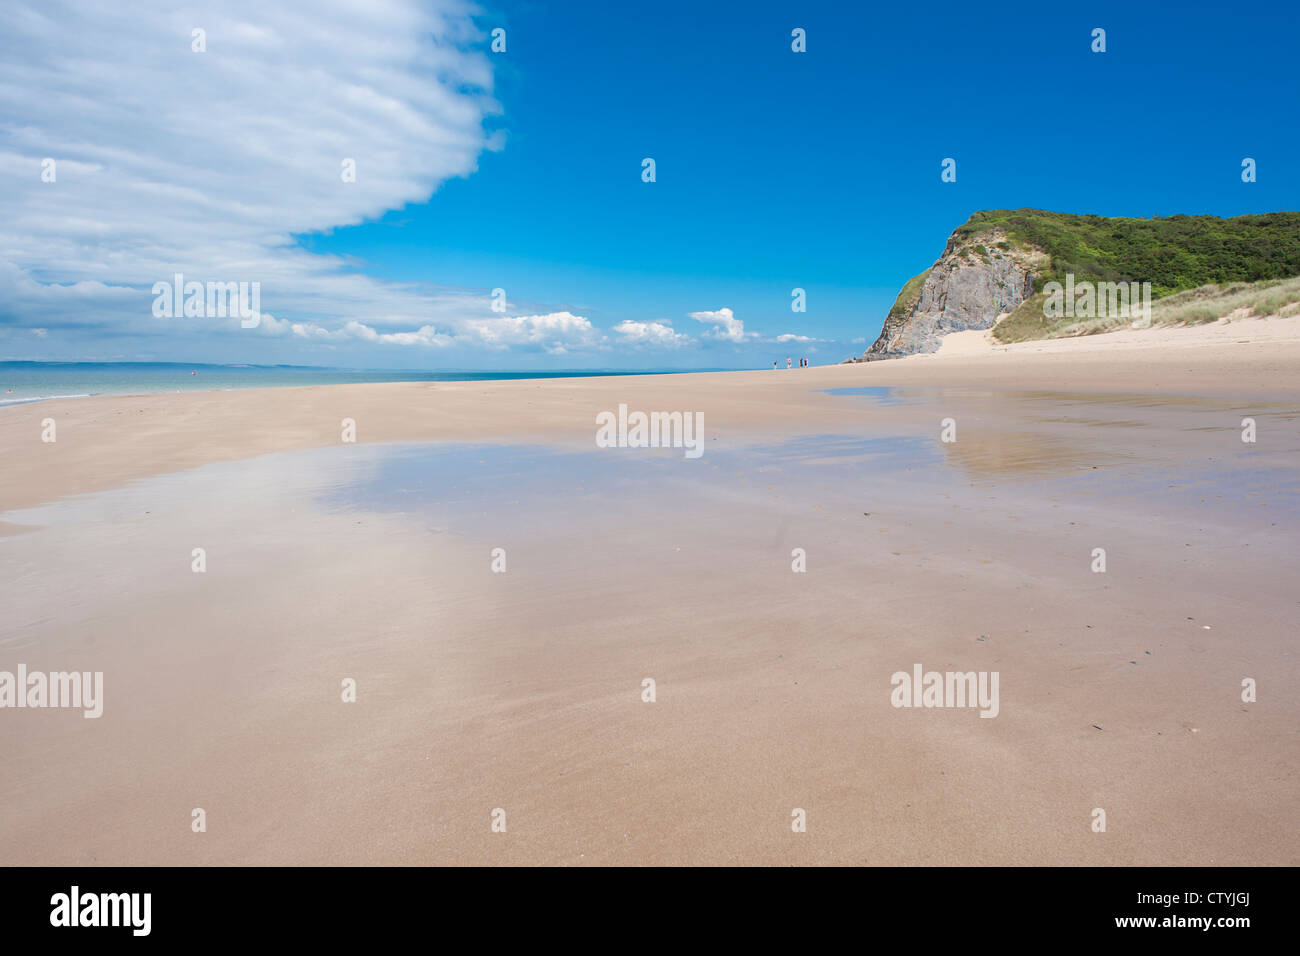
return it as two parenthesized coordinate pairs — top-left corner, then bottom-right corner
(5, 321), (1300, 514)
(0, 366), (727, 411)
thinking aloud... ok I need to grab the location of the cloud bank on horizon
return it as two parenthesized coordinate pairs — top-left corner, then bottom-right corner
(0, 0), (816, 367)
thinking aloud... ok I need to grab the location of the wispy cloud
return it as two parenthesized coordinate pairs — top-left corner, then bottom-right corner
(0, 5), (840, 365)
(0, 0), (508, 355)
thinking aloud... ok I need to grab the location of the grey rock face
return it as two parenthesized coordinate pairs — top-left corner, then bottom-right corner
(864, 234), (1040, 356)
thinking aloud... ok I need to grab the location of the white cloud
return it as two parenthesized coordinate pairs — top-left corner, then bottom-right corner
(684, 308), (821, 348)
(453, 312), (600, 354)
(611, 319), (691, 348)
(0, 0), (504, 354)
(283, 320), (451, 348)
(254, 309), (598, 354)
(688, 307), (755, 343)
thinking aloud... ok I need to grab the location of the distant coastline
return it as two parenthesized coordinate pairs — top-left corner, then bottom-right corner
(0, 362), (727, 407)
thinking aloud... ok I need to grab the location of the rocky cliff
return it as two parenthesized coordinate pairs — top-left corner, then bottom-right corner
(860, 227), (1046, 357)
(854, 208), (1300, 357)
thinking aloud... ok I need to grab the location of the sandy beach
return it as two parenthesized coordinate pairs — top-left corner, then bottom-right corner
(2, 322), (1298, 866)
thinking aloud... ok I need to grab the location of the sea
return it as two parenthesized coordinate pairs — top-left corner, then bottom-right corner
(0, 362), (718, 407)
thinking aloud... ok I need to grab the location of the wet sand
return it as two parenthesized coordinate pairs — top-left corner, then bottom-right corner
(4, 324), (1300, 514)
(1, 337), (1298, 865)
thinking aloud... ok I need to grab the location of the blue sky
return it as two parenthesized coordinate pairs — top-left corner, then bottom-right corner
(2, 0), (1297, 368)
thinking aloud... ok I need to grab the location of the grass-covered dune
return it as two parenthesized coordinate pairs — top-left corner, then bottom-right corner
(948, 209), (1300, 344)
(993, 275), (1300, 343)
(959, 208), (1300, 296)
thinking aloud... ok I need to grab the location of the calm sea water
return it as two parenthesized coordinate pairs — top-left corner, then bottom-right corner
(0, 362), (716, 406)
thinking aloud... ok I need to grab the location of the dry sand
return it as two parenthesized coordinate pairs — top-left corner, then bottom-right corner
(935, 313), (1300, 358)
(2, 324), (1298, 865)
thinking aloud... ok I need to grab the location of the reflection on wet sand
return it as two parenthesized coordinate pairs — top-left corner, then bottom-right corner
(939, 428), (1131, 481)
(2, 379), (1297, 866)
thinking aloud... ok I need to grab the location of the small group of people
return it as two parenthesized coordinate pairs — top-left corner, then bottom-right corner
(774, 357), (810, 369)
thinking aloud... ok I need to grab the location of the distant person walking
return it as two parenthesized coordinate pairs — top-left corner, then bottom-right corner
(787, 357), (792, 369)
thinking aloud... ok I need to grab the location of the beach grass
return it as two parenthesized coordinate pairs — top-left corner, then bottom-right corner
(991, 275), (1300, 342)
